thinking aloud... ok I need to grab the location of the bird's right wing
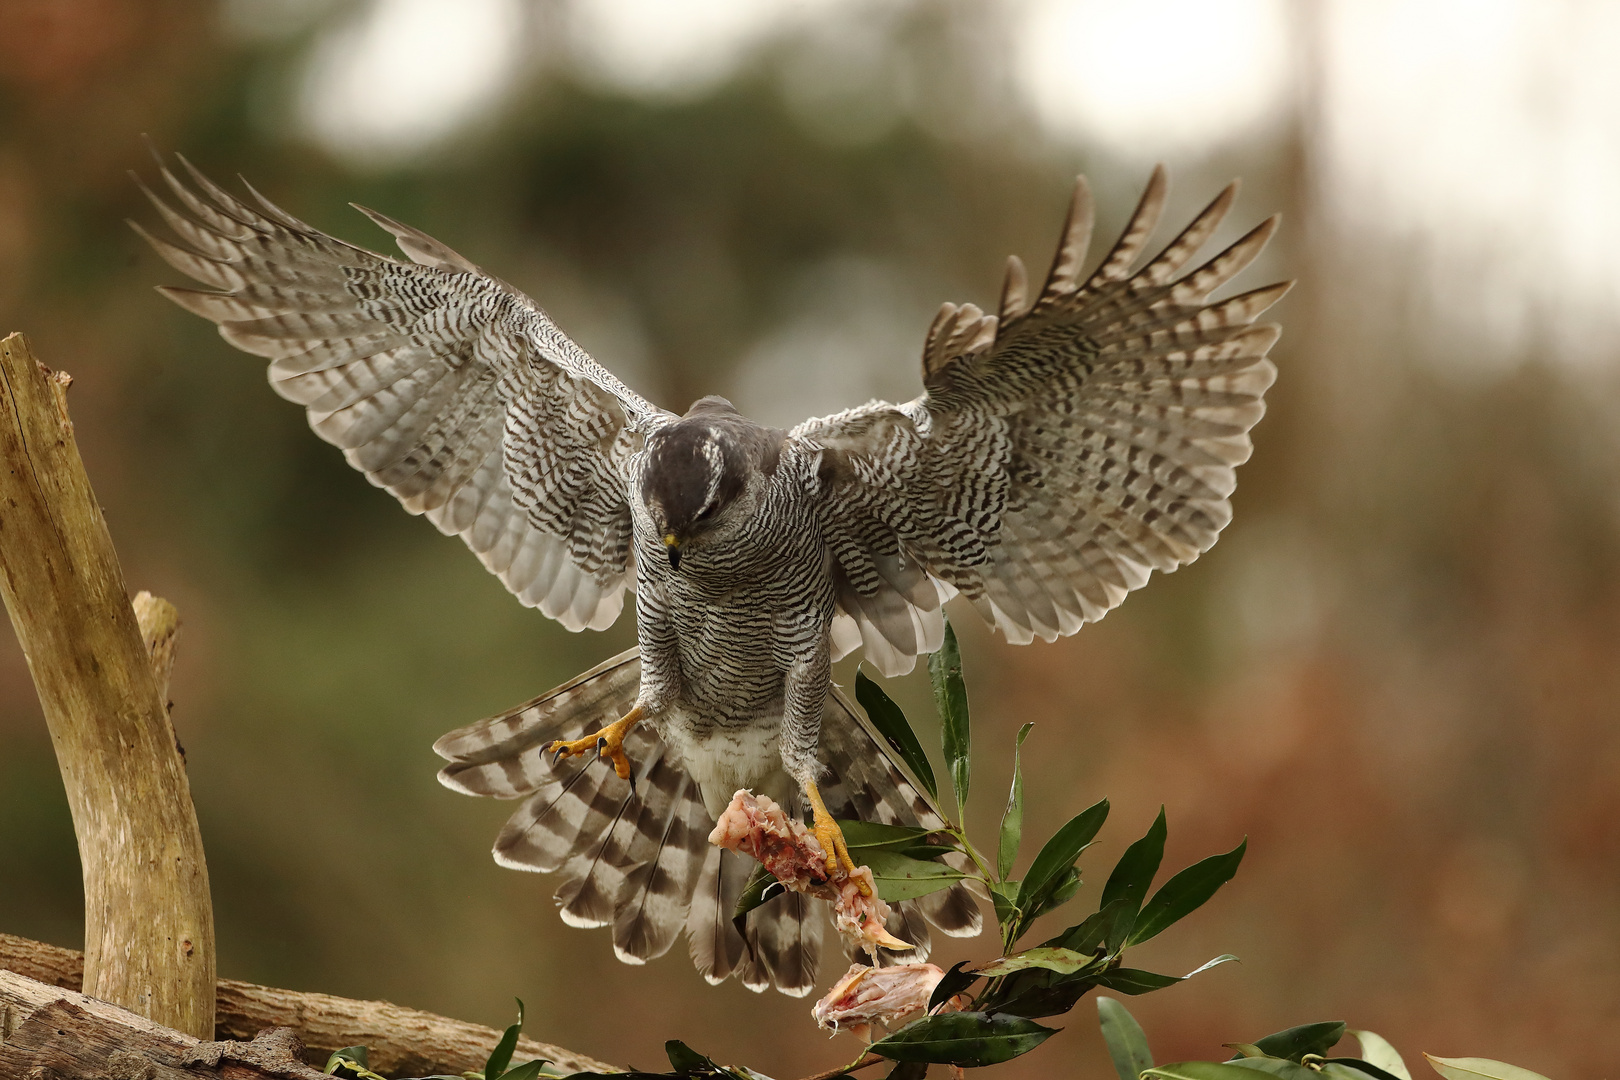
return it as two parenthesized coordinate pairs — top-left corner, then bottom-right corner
(134, 156), (672, 631)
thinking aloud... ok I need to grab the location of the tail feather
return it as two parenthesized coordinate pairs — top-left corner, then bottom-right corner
(434, 648), (641, 795)
(555, 780), (643, 928)
(687, 846), (750, 984)
(742, 890), (822, 997)
(442, 647), (984, 996)
(612, 770), (707, 963)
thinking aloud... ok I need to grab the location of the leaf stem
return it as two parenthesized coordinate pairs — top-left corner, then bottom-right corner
(795, 1052), (883, 1080)
(949, 827), (995, 883)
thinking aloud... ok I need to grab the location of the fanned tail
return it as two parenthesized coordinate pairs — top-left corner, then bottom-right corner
(437, 647), (984, 995)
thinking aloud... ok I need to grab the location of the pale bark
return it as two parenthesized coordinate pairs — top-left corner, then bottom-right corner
(1, 967), (332, 1079)
(0, 332), (216, 1038)
(0, 933), (616, 1076)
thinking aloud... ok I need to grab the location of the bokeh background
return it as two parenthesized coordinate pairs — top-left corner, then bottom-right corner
(4, 0), (1619, 1076)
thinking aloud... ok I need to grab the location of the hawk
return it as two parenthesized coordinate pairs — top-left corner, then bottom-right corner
(135, 159), (1287, 995)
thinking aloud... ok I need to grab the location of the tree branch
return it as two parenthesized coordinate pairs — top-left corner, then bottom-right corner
(0, 933), (617, 1076)
(1, 967), (334, 1079)
(0, 331), (216, 1038)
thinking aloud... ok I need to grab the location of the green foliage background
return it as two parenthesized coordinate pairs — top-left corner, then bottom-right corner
(0, 3), (1610, 1078)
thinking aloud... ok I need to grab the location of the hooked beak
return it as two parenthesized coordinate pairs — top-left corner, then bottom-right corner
(663, 532), (681, 571)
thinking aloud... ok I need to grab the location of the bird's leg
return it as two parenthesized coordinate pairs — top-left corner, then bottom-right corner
(548, 705), (645, 784)
(805, 779), (870, 896)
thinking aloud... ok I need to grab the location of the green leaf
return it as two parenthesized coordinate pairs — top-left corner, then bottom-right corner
(1320, 1065), (1398, 1080)
(1101, 807), (1166, 915)
(930, 621), (971, 813)
(997, 722), (1034, 880)
(1017, 798), (1109, 915)
(1422, 1056), (1552, 1080)
(1093, 968), (1182, 995)
(731, 862), (777, 938)
(325, 1046), (370, 1072)
(1127, 838), (1246, 946)
(1319, 1058), (1409, 1080)
(867, 1011), (1057, 1067)
(1101, 899), (1139, 955)
(985, 977), (1098, 1020)
(972, 946), (1100, 977)
(885, 1064), (929, 1080)
(1097, 996), (1154, 1080)
(837, 820), (933, 850)
(497, 1062), (552, 1080)
(1184, 954), (1240, 979)
(1033, 867), (1082, 915)
(1226, 1058), (1323, 1080)
(1225, 1045), (1268, 1059)
(1094, 955), (1236, 997)
(928, 960), (980, 1013)
(863, 849), (966, 901)
(326, 1047), (389, 1080)
(1049, 897), (1136, 956)
(990, 879), (1020, 929)
(1252, 1022), (1347, 1062)
(664, 1041), (714, 1072)
(1145, 1064), (1272, 1080)
(857, 670), (938, 801)
(900, 843), (957, 861)
(1351, 1032), (1412, 1080)
(484, 1000), (525, 1080)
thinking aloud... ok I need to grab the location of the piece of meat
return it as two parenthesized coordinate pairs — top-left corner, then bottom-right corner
(708, 789), (910, 953)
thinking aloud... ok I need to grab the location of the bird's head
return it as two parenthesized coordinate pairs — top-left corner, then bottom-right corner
(640, 397), (774, 570)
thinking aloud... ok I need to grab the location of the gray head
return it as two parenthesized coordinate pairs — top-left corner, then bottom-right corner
(640, 396), (780, 569)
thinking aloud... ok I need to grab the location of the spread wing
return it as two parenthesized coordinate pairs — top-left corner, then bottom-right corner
(133, 156), (672, 631)
(791, 167), (1290, 675)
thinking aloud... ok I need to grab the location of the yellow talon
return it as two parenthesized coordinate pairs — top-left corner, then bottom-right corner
(806, 780), (868, 895)
(547, 706), (644, 786)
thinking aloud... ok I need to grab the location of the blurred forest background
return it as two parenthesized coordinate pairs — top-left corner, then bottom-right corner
(3, 0), (1619, 1076)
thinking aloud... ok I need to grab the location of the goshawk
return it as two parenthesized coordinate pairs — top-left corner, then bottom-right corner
(137, 161), (1287, 995)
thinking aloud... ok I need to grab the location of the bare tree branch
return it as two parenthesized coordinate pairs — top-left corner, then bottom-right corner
(0, 933), (618, 1076)
(0, 332), (216, 1038)
(1, 968), (334, 1079)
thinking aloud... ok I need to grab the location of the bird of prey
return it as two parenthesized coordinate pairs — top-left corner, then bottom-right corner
(135, 159), (1287, 995)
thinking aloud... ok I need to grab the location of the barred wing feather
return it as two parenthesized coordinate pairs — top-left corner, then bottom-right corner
(794, 167), (1289, 675)
(133, 156), (671, 632)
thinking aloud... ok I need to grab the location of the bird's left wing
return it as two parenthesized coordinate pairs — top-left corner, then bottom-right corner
(134, 157), (673, 631)
(790, 168), (1289, 675)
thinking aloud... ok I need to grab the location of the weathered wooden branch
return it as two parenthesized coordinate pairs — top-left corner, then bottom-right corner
(0, 332), (215, 1037)
(3, 933), (616, 1073)
(0, 934), (616, 1076)
(134, 589), (182, 704)
(1, 967), (335, 1079)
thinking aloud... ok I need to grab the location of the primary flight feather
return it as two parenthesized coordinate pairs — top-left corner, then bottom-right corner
(137, 157), (1287, 995)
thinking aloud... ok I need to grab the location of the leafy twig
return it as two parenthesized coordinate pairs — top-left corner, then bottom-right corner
(794, 1052), (883, 1080)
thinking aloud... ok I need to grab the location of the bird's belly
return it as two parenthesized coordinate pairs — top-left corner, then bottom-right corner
(656, 705), (788, 818)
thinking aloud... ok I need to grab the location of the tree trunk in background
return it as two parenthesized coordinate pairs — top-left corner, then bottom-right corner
(0, 332), (216, 1039)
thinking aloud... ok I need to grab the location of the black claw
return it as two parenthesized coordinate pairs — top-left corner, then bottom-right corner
(596, 736), (607, 754)
(627, 769), (638, 798)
